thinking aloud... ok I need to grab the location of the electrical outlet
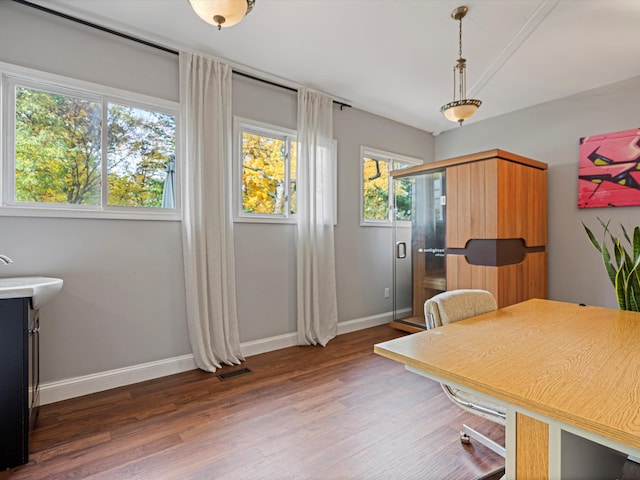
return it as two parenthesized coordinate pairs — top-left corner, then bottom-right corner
(384, 288), (390, 298)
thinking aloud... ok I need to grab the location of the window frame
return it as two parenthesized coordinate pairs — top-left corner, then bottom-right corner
(233, 117), (299, 224)
(0, 61), (180, 221)
(360, 146), (422, 227)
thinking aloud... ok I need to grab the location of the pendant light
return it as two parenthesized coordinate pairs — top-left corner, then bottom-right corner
(188, 0), (255, 30)
(440, 6), (482, 125)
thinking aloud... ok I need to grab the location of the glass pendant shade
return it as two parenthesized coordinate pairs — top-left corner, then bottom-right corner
(188, 0), (254, 29)
(441, 99), (481, 123)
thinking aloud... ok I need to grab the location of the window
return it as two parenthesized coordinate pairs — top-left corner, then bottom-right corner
(107, 102), (176, 208)
(3, 72), (177, 219)
(235, 119), (297, 222)
(361, 147), (421, 225)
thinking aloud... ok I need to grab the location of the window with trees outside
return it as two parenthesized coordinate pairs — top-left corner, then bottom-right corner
(361, 147), (421, 225)
(3, 73), (177, 219)
(236, 119), (297, 222)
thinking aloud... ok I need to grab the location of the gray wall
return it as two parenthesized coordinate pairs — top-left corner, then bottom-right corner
(232, 76), (434, 342)
(232, 78), (298, 343)
(333, 108), (434, 322)
(0, 217), (189, 382)
(0, 1), (188, 382)
(6, 0), (638, 388)
(0, 2), (179, 103)
(0, 1), (433, 383)
(435, 76), (640, 309)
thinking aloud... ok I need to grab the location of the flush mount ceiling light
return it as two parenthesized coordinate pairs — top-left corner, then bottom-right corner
(188, 0), (255, 30)
(440, 6), (482, 126)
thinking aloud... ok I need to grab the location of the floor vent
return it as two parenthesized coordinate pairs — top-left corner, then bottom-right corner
(217, 367), (252, 381)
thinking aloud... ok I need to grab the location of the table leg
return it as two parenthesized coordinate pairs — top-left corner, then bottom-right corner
(516, 412), (549, 479)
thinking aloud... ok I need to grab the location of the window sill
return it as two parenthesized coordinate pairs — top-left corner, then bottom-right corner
(0, 206), (181, 222)
(360, 221), (392, 228)
(234, 215), (296, 225)
(360, 221), (411, 228)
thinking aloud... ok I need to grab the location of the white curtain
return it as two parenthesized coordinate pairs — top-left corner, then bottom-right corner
(161, 155), (175, 209)
(296, 88), (338, 346)
(180, 52), (243, 371)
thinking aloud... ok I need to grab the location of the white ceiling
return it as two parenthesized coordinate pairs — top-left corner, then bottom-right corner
(29, 0), (640, 135)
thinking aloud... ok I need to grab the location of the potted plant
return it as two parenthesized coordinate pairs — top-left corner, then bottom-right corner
(582, 218), (640, 311)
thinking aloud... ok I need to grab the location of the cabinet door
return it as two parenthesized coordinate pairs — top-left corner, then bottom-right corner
(446, 158), (547, 248)
(496, 159), (548, 247)
(0, 298), (29, 469)
(446, 159), (497, 248)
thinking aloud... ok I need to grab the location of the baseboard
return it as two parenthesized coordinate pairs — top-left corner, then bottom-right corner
(239, 310), (396, 356)
(337, 310), (395, 334)
(40, 354), (197, 405)
(239, 332), (298, 358)
(40, 310), (397, 405)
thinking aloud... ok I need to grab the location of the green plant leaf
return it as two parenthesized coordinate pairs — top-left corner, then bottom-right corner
(582, 222), (602, 253)
(621, 223), (631, 244)
(583, 218), (640, 312)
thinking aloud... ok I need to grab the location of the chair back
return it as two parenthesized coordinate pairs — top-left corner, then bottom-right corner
(424, 289), (497, 328)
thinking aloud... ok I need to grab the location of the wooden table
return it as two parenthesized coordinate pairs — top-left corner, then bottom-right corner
(374, 299), (640, 479)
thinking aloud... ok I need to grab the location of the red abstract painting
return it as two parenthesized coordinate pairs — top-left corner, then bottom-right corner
(578, 128), (640, 208)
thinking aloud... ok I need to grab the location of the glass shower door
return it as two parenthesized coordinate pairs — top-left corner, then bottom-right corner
(392, 169), (446, 329)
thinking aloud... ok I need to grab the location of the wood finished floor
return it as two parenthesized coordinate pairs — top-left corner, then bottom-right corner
(2, 325), (504, 480)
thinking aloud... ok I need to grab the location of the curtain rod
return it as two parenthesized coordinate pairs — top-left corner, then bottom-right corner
(12, 0), (352, 110)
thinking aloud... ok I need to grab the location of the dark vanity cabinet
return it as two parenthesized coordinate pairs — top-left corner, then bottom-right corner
(0, 298), (39, 470)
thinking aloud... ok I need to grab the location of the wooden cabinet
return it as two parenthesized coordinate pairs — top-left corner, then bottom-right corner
(446, 155), (547, 248)
(391, 149), (547, 330)
(444, 150), (547, 307)
(0, 298), (39, 470)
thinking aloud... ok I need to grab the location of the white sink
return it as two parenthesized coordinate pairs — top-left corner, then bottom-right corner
(0, 276), (63, 309)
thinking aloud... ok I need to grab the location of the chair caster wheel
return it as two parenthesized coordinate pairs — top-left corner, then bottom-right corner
(460, 432), (471, 444)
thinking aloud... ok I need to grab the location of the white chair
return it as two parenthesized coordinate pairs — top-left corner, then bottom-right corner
(424, 289), (506, 478)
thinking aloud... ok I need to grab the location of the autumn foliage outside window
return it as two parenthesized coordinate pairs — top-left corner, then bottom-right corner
(11, 81), (176, 211)
(240, 125), (297, 218)
(362, 149), (417, 224)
